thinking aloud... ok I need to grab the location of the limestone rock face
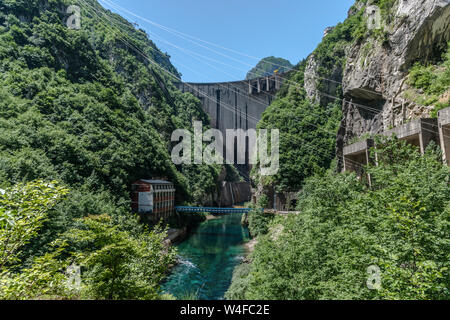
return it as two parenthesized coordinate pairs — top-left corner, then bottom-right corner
(337, 0), (450, 165)
(304, 53), (342, 106)
(253, 0), (449, 197)
(304, 54), (320, 103)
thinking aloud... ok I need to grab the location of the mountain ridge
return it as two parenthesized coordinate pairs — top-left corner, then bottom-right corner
(245, 56), (293, 80)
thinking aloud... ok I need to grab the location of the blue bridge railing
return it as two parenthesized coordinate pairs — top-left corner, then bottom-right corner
(175, 206), (254, 214)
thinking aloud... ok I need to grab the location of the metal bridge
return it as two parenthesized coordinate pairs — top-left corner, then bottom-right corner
(175, 206), (254, 214)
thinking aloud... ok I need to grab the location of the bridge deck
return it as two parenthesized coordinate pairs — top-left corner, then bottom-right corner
(175, 206), (253, 214)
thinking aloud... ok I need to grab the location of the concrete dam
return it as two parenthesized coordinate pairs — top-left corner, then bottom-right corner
(175, 73), (289, 206)
(175, 73), (288, 131)
(175, 72), (290, 160)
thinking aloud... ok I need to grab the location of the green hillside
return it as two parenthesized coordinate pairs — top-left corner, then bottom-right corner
(0, 0), (222, 299)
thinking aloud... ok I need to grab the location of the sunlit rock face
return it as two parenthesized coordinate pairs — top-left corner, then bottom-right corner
(338, 0), (450, 157)
(304, 53), (342, 106)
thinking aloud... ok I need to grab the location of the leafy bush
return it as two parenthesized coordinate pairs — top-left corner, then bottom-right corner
(225, 263), (252, 300)
(247, 209), (275, 238)
(0, 181), (176, 300)
(407, 42), (450, 116)
(409, 65), (436, 90)
(0, 180), (68, 269)
(243, 195), (274, 237)
(0, 181), (70, 300)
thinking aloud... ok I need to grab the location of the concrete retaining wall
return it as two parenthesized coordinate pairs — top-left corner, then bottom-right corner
(218, 181), (252, 207)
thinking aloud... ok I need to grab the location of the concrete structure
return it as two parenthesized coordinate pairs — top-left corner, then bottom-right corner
(175, 72), (289, 166)
(342, 117), (444, 177)
(218, 181), (252, 207)
(274, 192), (298, 212)
(131, 179), (175, 222)
(343, 139), (375, 185)
(382, 118), (439, 154)
(438, 107), (450, 165)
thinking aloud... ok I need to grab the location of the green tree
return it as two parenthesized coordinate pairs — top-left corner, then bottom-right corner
(65, 214), (176, 300)
(246, 56), (293, 80)
(0, 180), (71, 300)
(0, 180), (68, 269)
(0, 0), (226, 273)
(255, 62), (341, 192)
(246, 196), (275, 238)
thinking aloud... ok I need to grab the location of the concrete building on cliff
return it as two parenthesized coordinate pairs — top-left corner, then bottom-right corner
(343, 107), (450, 179)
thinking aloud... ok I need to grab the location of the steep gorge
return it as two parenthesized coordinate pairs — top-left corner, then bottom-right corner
(227, 1), (450, 300)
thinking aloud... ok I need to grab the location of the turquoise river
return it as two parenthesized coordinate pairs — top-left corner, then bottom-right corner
(162, 213), (250, 300)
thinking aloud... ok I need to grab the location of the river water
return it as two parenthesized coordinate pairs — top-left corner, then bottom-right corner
(162, 214), (250, 300)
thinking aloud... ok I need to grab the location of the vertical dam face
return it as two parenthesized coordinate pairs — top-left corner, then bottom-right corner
(175, 73), (289, 166)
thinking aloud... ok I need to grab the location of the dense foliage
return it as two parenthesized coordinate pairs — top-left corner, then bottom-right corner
(229, 139), (450, 300)
(254, 61), (341, 192)
(2, 0), (449, 302)
(224, 262), (252, 300)
(0, 0), (222, 204)
(0, 181), (72, 300)
(244, 195), (275, 238)
(65, 214), (176, 300)
(245, 56), (293, 80)
(0, 181), (68, 273)
(406, 42), (450, 117)
(0, 181), (175, 300)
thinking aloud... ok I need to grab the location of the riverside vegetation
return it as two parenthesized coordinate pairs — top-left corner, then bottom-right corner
(228, 138), (449, 300)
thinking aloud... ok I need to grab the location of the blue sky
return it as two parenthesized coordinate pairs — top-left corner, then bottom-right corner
(98, 0), (355, 83)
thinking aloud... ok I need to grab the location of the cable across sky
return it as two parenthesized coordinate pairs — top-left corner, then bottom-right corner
(99, 0), (355, 83)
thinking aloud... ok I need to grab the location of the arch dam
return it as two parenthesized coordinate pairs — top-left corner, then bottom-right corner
(175, 72), (289, 137)
(174, 73), (290, 206)
(174, 72), (290, 175)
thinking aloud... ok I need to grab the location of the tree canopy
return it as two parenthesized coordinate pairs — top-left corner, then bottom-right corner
(0, 0), (222, 299)
(229, 138), (450, 300)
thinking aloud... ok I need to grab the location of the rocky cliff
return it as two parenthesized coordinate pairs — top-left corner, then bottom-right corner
(341, 0), (449, 133)
(252, 0), (449, 204)
(303, 0), (450, 170)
